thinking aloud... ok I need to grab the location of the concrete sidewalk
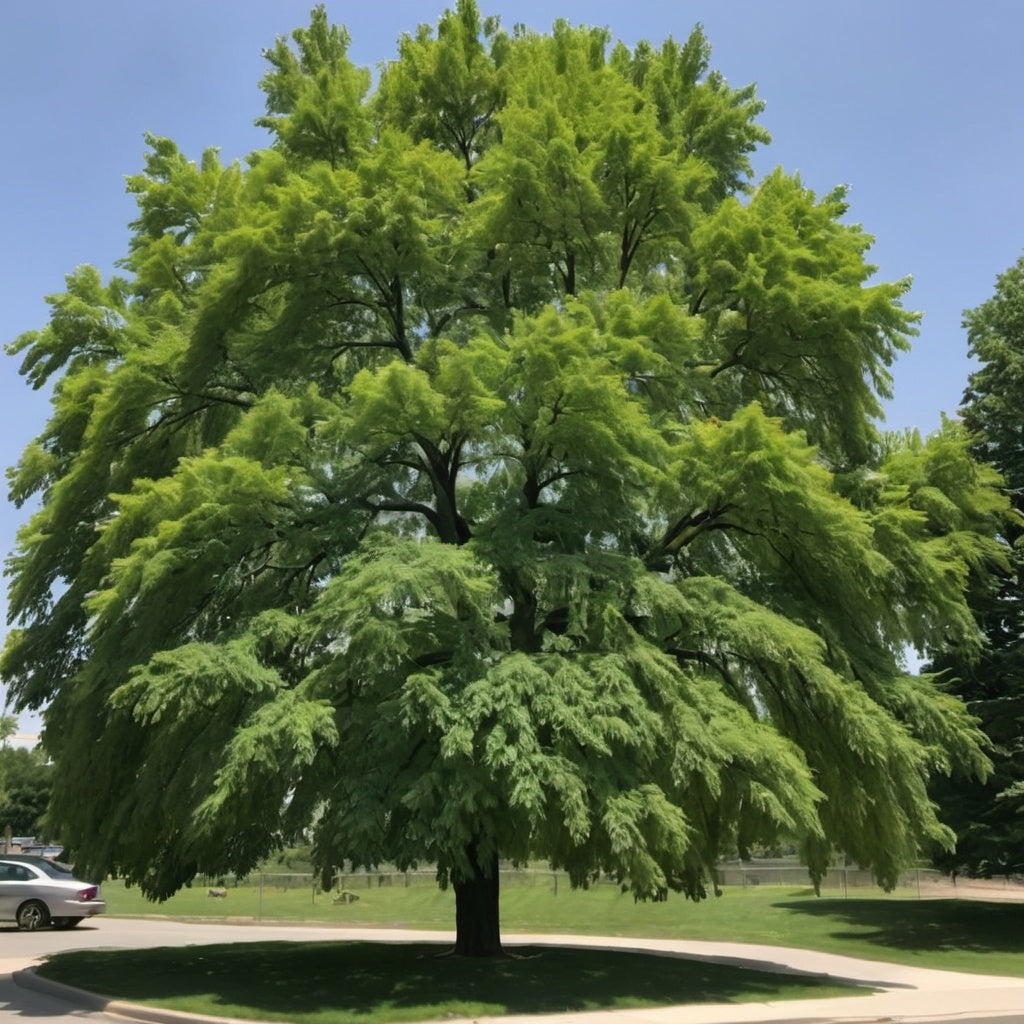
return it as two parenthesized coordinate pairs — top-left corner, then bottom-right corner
(14, 928), (1024, 1023)
(501, 933), (1024, 1022)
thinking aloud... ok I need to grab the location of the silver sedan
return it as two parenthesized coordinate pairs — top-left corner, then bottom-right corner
(0, 858), (105, 931)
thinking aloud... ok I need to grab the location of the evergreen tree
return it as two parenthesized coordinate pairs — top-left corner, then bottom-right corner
(2, 4), (1010, 954)
(930, 256), (1024, 876)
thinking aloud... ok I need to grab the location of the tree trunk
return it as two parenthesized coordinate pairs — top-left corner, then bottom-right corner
(452, 847), (503, 956)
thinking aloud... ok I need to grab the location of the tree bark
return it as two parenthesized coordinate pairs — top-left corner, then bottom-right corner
(452, 846), (503, 956)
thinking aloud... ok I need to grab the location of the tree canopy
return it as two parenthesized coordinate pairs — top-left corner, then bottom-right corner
(929, 256), (1024, 877)
(2, 3), (1011, 955)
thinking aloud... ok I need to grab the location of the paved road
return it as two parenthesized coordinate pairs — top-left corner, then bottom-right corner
(2, 917), (1024, 1023)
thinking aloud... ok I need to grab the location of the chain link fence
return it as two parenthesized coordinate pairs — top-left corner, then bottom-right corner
(713, 862), (1024, 899)
(196, 867), (578, 919)
(190, 862), (1024, 920)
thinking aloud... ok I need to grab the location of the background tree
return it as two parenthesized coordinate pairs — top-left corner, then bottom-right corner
(0, 745), (53, 839)
(929, 256), (1024, 876)
(0, 719), (52, 841)
(2, 3), (1010, 956)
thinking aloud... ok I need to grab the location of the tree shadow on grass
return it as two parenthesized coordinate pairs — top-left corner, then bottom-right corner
(37, 941), (869, 1022)
(776, 898), (1024, 956)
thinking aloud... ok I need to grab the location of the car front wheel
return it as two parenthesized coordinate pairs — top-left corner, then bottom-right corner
(17, 901), (51, 931)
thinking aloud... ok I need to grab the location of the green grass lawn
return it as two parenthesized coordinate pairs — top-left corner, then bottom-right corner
(36, 940), (867, 1024)
(103, 877), (1024, 976)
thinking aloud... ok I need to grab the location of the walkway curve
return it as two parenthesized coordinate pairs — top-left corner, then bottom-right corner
(9, 923), (1024, 1023)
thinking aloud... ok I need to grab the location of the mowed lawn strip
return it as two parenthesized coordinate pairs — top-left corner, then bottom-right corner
(35, 941), (868, 1024)
(104, 881), (1024, 977)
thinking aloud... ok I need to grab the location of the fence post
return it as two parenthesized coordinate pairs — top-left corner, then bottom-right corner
(552, 872), (558, 896)
(916, 869), (921, 899)
(842, 867), (848, 899)
(258, 872), (264, 922)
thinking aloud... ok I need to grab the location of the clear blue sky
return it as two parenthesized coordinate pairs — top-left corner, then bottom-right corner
(2, 1), (1023, 739)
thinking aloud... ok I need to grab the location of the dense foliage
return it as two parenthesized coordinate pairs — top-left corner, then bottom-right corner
(0, 716), (52, 839)
(2, 3), (1011, 952)
(930, 256), (1024, 877)
(0, 745), (53, 839)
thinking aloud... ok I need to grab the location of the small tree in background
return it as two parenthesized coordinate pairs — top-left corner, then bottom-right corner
(2, 4), (1011, 955)
(0, 718), (53, 842)
(0, 746), (53, 839)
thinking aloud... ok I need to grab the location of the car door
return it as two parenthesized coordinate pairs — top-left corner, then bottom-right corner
(0, 863), (44, 921)
(0, 862), (23, 920)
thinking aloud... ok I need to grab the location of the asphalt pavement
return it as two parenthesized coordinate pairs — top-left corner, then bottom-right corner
(3, 918), (1024, 1023)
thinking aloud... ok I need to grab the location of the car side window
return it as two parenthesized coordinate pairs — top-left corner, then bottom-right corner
(0, 864), (15, 882)
(9, 866), (32, 881)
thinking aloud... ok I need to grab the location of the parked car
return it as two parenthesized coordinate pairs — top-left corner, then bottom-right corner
(0, 857), (106, 930)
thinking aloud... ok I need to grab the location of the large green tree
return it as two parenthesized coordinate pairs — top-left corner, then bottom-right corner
(2, 4), (1010, 955)
(929, 256), (1024, 876)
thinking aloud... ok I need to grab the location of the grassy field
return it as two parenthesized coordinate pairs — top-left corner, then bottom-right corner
(37, 940), (867, 1024)
(100, 876), (1024, 977)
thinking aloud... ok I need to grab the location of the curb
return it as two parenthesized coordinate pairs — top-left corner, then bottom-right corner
(7, 959), (879, 1024)
(14, 967), (262, 1024)
(13, 937), (1024, 1024)
(4, 965), (888, 1024)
